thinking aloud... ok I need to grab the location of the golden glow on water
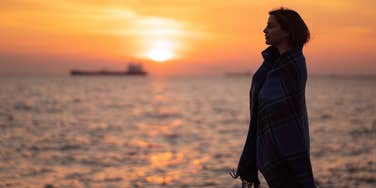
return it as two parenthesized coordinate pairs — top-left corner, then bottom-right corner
(145, 170), (181, 184)
(150, 152), (185, 167)
(130, 139), (162, 148)
(1, 77), (375, 187)
(191, 156), (211, 174)
(103, 135), (125, 146)
(140, 124), (172, 136)
(93, 167), (125, 181)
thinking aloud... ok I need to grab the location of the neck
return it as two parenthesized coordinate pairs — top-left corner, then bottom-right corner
(275, 42), (292, 55)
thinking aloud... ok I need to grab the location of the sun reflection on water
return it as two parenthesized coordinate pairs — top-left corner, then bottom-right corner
(150, 152), (185, 167)
(2, 77), (375, 187)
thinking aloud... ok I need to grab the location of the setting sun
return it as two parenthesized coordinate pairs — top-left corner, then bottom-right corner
(0, 0), (375, 75)
(147, 40), (175, 62)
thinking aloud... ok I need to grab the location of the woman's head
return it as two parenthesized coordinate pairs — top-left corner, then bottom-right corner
(263, 7), (310, 50)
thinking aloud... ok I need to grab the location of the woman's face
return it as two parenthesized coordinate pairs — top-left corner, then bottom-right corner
(263, 15), (289, 46)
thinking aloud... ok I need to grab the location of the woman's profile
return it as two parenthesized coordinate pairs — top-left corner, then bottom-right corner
(230, 7), (318, 188)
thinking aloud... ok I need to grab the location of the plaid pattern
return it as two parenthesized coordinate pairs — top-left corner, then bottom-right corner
(236, 46), (315, 188)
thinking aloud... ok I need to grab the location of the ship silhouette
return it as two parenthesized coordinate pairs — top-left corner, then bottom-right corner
(70, 63), (147, 76)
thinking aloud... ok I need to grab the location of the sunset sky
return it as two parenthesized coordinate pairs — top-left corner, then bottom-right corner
(0, 0), (375, 76)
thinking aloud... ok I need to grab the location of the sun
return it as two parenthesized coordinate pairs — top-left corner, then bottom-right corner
(146, 40), (175, 62)
(148, 48), (173, 62)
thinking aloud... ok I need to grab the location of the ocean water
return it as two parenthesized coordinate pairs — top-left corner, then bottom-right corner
(0, 75), (375, 188)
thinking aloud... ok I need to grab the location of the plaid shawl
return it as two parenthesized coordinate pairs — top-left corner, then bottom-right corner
(236, 46), (315, 187)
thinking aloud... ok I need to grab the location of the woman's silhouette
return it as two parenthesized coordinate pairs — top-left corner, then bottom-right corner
(230, 7), (317, 188)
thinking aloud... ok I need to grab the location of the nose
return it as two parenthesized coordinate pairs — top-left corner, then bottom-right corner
(263, 27), (267, 34)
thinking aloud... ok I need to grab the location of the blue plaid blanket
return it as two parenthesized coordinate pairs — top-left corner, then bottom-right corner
(236, 46), (315, 187)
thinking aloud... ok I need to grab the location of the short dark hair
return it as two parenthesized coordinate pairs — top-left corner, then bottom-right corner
(269, 7), (310, 50)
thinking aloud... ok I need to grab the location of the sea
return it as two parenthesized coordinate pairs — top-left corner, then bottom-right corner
(0, 75), (375, 188)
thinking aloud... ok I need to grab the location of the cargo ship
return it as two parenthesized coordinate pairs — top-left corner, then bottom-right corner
(70, 63), (147, 76)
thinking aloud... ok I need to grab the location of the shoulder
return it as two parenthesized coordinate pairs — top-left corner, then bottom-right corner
(258, 49), (308, 104)
(272, 50), (307, 93)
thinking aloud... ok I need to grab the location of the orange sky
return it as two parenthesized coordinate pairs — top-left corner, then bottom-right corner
(0, 0), (375, 76)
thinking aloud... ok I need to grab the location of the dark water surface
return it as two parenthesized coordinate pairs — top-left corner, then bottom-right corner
(0, 75), (375, 188)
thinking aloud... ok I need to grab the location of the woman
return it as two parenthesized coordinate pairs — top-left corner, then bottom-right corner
(230, 7), (317, 188)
